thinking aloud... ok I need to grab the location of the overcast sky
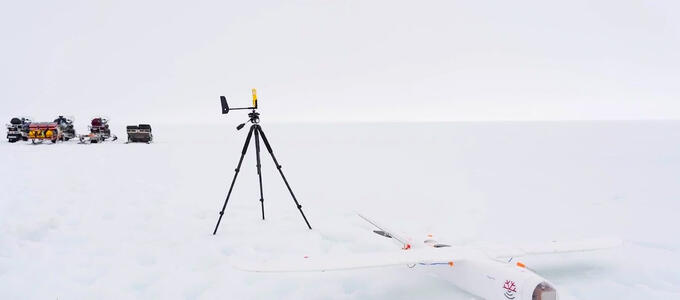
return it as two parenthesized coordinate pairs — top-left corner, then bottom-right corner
(2, 0), (679, 123)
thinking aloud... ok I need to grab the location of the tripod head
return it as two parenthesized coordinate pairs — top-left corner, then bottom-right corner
(220, 89), (260, 130)
(235, 110), (260, 130)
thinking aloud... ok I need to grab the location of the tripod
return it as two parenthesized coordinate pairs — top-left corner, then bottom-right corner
(213, 110), (312, 235)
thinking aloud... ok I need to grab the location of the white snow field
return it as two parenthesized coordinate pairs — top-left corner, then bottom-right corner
(1, 121), (679, 299)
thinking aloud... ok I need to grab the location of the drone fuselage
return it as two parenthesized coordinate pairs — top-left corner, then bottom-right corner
(427, 247), (557, 300)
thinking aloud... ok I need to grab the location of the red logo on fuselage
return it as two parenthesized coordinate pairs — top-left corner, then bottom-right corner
(503, 280), (517, 299)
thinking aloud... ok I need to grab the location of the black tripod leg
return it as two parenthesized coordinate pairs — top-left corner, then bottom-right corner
(213, 126), (255, 235)
(256, 126), (312, 229)
(254, 125), (266, 220)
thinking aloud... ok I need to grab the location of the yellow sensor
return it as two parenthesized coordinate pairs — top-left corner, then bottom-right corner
(252, 88), (258, 107)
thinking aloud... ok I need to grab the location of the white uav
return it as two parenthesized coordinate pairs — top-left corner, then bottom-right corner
(235, 214), (621, 300)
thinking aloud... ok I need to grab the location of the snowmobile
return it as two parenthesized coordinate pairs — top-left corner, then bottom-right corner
(6, 117), (31, 143)
(53, 115), (76, 141)
(126, 124), (153, 143)
(79, 117), (117, 144)
(28, 122), (62, 144)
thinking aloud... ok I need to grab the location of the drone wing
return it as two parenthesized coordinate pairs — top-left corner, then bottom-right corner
(232, 249), (458, 273)
(357, 213), (415, 249)
(485, 237), (623, 259)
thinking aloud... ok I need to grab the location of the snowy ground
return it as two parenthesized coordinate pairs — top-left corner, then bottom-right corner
(1, 121), (679, 299)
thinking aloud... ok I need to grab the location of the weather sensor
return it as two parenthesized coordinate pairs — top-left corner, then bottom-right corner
(213, 89), (312, 235)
